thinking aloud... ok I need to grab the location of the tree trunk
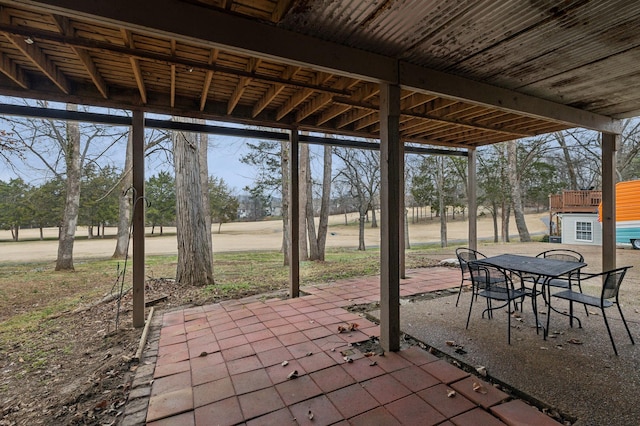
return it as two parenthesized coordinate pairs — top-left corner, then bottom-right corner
(39, 227), (43, 241)
(304, 145), (320, 260)
(438, 160), (447, 248)
(507, 140), (531, 242)
(56, 104), (81, 271)
(314, 145), (332, 261)
(555, 132), (579, 190)
(404, 209), (410, 249)
(371, 207), (378, 228)
(281, 141), (290, 266)
(358, 212), (366, 251)
(298, 144), (309, 261)
(173, 119), (214, 286)
(113, 131), (133, 258)
(198, 130), (213, 260)
(11, 226), (18, 242)
(492, 204), (499, 243)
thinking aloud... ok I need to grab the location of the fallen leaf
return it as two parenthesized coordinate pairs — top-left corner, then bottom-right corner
(199, 351), (208, 357)
(445, 340), (456, 346)
(337, 325), (346, 333)
(343, 356), (353, 363)
(348, 323), (359, 331)
(447, 389), (456, 398)
(287, 370), (299, 380)
(363, 351), (376, 357)
(476, 366), (487, 377)
(306, 352), (313, 357)
(281, 360), (289, 366)
(308, 410), (314, 420)
(567, 338), (583, 345)
(540, 346), (549, 350)
(472, 381), (488, 394)
(369, 361), (377, 366)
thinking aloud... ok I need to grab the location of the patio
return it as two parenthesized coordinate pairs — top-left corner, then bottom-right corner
(122, 267), (565, 425)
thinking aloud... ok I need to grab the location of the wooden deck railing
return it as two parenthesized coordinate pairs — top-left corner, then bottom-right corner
(549, 190), (602, 212)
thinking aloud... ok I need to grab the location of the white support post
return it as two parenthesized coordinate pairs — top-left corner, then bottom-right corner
(379, 82), (402, 352)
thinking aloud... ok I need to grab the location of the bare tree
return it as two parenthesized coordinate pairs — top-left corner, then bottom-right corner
(507, 140), (531, 242)
(334, 148), (380, 250)
(298, 143), (310, 260)
(311, 144), (332, 261)
(172, 119), (214, 286)
(113, 128), (169, 258)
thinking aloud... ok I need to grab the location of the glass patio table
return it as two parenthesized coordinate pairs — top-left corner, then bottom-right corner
(474, 253), (587, 338)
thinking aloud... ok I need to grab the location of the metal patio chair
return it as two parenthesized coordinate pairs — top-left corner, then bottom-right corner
(551, 266), (635, 355)
(466, 263), (526, 344)
(455, 247), (487, 307)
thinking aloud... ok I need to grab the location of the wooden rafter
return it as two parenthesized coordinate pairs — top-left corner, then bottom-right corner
(0, 51), (28, 89)
(252, 65), (300, 118)
(3, 33), (70, 94)
(295, 77), (357, 122)
(200, 48), (219, 111)
(170, 39), (176, 108)
(276, 71), (332, 121)
(0, 9), (68, 93)
(317, 82), (379, 125)
(333, 96), (532, 137)
(52, 15), (107, 98)
(121, 29), (146, 104)
(227, 56), (260, 114)
(271, 0), (295, 22)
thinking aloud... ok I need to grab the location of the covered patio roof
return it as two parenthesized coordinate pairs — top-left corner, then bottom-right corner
(0, 0), (636, 143)
(0, 0), (635, 350)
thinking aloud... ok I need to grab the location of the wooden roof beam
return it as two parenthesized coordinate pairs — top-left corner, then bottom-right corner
(276, 71), (332, 121)
(21, 0), (619, 132)
(296, 76), (357, 122)
(227, 56), (260, 114)
(0, 8), (68, 93)
(170, 39), (176, 108)
(52, 14), (107, 98)
(252, 65), (300, 117)
(333, 96), (532, 137)
(200, 48), (219, 111)
(316, 82), (379, 125)
(4, 33), (70, 94)
(271, 0), (295, 23)
(0, 51), (29, 89)
(121, 29), (146, 104)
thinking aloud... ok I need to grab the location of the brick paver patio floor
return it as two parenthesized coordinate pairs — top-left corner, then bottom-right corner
(126, 266), (562, 425)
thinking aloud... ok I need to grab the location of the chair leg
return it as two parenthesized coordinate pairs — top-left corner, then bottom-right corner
(455, 278), (464, 307)
(507, 302), (511, 344)
(601, 308), (619, 356)
(465, 287), (475, 329)
(616, 303), (635, 345)
(576, 282), (589, 317)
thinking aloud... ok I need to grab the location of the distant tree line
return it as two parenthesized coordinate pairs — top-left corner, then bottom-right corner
(0, 170), (239, 242)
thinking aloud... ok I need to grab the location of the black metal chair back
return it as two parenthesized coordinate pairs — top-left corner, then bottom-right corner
(454, 248), (486, 306)
(551, 266), (634, 355)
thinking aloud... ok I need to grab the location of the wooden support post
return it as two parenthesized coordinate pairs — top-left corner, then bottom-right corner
(132, 109), (145, 328)
(399, 141), (406, 279)
(602, 133), (618, 271)
(289, 129), (300, 298)
(467, 147), (477, 251)
(380, 82), (401, 352)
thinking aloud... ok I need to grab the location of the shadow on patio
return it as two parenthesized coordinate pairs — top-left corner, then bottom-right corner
(123, 267), (581, 425)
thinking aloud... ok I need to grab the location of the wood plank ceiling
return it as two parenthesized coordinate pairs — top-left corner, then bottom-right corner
(0, 0), (638, 148)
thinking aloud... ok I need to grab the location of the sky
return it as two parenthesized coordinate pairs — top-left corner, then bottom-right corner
(0, 97), (264, 194)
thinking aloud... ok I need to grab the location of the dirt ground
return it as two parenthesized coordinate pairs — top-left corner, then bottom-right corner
(2, 212), (638, 425)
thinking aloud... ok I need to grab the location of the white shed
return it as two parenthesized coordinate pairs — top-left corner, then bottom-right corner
(558, 213), (601, 246)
